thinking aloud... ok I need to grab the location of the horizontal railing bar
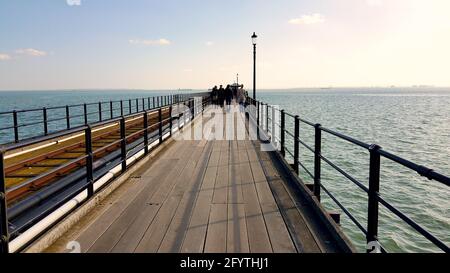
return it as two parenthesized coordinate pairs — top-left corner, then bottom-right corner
(298, 138), (315, 153)
(321, 126), (371, 149)
(378, 149), (450, 187)
(320, 183), (368, 236)
(319, 154), (369, 193)
(298, 161), (314, 180)
(376, 195), (449, 252)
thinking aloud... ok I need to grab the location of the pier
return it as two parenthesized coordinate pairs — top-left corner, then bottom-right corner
(0, 92), (449, 253)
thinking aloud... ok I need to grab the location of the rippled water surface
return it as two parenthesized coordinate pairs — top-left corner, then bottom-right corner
(0, 88), (448, 252)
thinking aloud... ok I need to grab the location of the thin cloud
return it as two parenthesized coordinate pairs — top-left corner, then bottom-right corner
(15, 48), (47, 57)
(129, 38), (171, 46)
(0, 53), (11, 60)
(206, 41), (214, 46)
(289, 13), (325, 25)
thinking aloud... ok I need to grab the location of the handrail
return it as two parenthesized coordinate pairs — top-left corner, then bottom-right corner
(247, 96), (449, 253)
(0, 92), (207, 145)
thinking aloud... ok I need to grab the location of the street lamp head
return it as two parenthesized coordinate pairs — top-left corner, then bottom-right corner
(251, 32), (258, 45)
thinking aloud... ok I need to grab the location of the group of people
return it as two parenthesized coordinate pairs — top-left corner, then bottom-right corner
(210, 84), (247, 108)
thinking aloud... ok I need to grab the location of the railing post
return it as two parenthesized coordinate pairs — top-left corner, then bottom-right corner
(83, 103), (88, 125)
(110, 101), (113, 119)
(136, 98), (139, 112)
(143, 111), (149, 154)
(142, 98), (145, 112)
(98, 102), (102, 122)
(66, 105), (70, 129)
(158, 108), (163, 143)
(13, 110), (18, 143)
(43, 107), (48, 136)
(314, 124), (322, 201)
(120, 100), (124, 116)
(85, 125), (94, 197)
(257, 101), (260, 139)
(271, 106), (275, 141)
(0, 150), (10, 253)
(190, 99), (194, 119)
(120, 117), (127, 173)
(153, 97), (155, 109)
(266, 104), (269, 133)
(147, 97), (150, 110)
(367, 144), (381, 252)
(169, 106), (173, 137)
(293, 115), (300, 174)
(128, 99), (132, 114)
(280, 110), (285, 156)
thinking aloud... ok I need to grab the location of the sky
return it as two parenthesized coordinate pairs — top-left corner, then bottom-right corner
(1, 0), (450, 90)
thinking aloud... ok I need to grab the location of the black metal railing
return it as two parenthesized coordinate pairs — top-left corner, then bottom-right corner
(0, 94), (210, 253)
(0, 93), (207, 146)
(247, 97), (449, 253)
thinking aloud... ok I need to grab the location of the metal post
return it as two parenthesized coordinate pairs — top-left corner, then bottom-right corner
(293, 115), (300, 174)
(13, 111), (18, 143)
(0, 150), (10, 253)
(147, 97), (150, 110)
(367, 144), (381, 251)
(83, 103), (88, 125)
(169, 106), (173, 136)
(314, 124), (322, 201)
(129, 99), (132, 114)
(110, 101), (113, 119)
(271, 106), (276, 140)
(190, 99), (194, 119)
(66, 105), (70, 129)
(280, 110), (285, 157)
(266, 104), (269, 133)
(98, 102), (102, 122)
(142, 98), (145, 112)
(253, 43), (256, 100)
(85, 126), (94, 197)
(120, 117), (127, 173)
(143, 111), (148, 154)
(257, 101), (260, 139)
(153, 97), (155, 109)
(136, 98), (139, 113)
(120, 100), (123, 116)
(158, 108), (163, 143)
(43, 107), (48, 136)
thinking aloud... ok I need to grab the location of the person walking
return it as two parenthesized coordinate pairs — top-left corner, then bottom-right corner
(218, 85), (225, 108)
(211, 85), (218, 106)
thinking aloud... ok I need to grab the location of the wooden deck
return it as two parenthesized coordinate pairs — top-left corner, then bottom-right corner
(43, 106), (352, 253)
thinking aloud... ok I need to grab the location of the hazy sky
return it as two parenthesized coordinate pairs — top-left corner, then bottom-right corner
(1, 0), (450, 90)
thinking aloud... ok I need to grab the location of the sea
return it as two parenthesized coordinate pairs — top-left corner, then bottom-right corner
(0, 87), (449, 252)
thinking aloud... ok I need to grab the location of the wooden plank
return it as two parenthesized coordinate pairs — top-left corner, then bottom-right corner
(87, 142), (196, 252)
(204, 204), (227, 253)
(239, 162), (272, 253)
(75, 158), (178, 252)
(269, 178), (321, 253)
(212, 164), (229, 204)
(227, 203), (249, 253)
(181, 165), (217, 253)
(135, 143), (208, 252)
(152, 142), (213, 253)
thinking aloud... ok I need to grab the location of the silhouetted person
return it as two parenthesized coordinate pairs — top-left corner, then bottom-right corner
(211, 85), (218, 106)
(225, 85), (232, 106)
(218, 85), (225, 107)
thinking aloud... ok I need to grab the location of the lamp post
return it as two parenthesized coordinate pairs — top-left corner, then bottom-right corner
(252, 32), (257, 101)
